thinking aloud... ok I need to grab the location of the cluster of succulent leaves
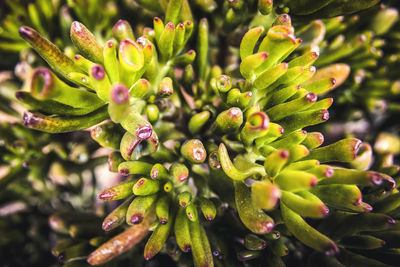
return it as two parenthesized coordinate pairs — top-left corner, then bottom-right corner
(0, 0), (400, 266)
(315, 2), (400, 119)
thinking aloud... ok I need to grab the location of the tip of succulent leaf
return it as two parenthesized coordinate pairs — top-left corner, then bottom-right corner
(136, 125), (153, 140)
(323, 243), (339, 256)
(321, 110), (330, 121)
(91, 65), (106, 80)
(30, 68), (53, 99)
(119, 168), (129, 176)
(111, 84), (129, 104)
(183, 245), (191, 252)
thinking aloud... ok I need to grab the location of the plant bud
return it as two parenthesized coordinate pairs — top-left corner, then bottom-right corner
(308, 98), (333, 110)
(211, 75), (232, 93)
(292, 65), (317, 85)
(51, 239), (79, 257)
(136, 36), (153, 64)
(73, 54), (93, 73)
(58, 242), (93, 264)
(119, 113), (158, 160)
(183, 20), (194, 44)
(153, 17), (164, 42)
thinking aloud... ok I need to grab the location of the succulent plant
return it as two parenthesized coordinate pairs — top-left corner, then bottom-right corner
(1, 0), (400, 267)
